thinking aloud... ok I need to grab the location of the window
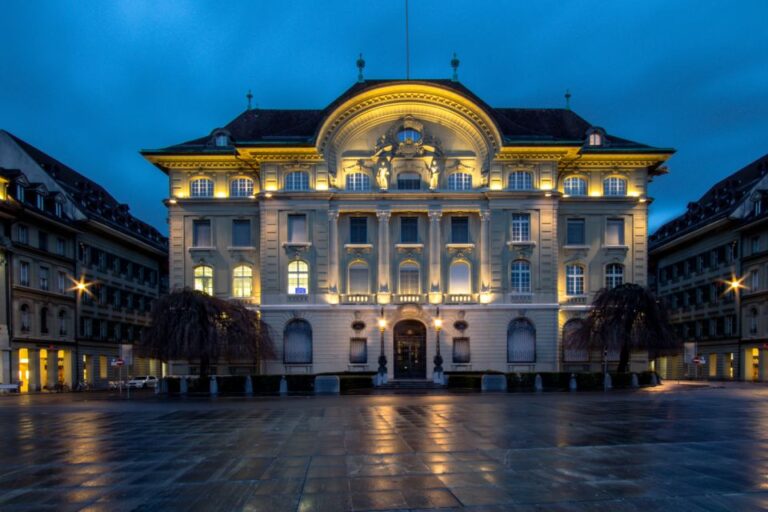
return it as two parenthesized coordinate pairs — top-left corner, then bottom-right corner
(55, 202), (63, 217)
(397, 172), (421, 190)
(16, 184), (25, 203)
(36, 194), (45, 210)
(451, 216), (469, 244)
(287, 260), (309, 295)
(349, 337), (367, 364)
(230, 178), (254, 197)
(563, 176), (587, 196)
(563, 319), (588, 362)
(511, 213), (530, 242)
(190, 178), (214, 198)
(59, 310), (67, 336)
(566, 264), (585, 295)
(605, 263), (624, 289)
(448, 173), (472, 190)
(57, 272), (66, 294)
(40, 307), (48, 334)
(603, 177), (627, 196)
(453, 337), (471, 363)
(605, 218), (625, 246)
(346, 173), (371, 191)
(194, 265), (214, 295)
(284, 319), (312, 364)
(287, 214), (307, 243)
(232, 219), (251, 247)
(751, 269), (760, 291)
(20, 304), (30, 332)
(725, 316), (734, 336)
(192, 220), (212, 247)
(508, 171), (533, 190)
(215, 133), (229, 147)
(750, 308), (759, 335)
(755, 199), (763, 217)
(56, 238), (66, 255)
(348, 262), (369, 294)
(566, 219), (585, 245)
(510, 260), (531, 294)
(397, 128), (422, 143)
(38, 232), (48, 251)
(81, 318), (93, 337)
(349, 217), (367, 244)
(752, 236), (760, 254)
(285, 171), (309, 191)
(39, 266), (49, 291)
(507, 318), (535, 362)
(232, 265), (252, 298)
(400, 217), (418, 243)
(449, 261), (471, 294)
(19, 261), (29, 286)
(399, 262), (420, 295)
(588, 132), (602, 146)
(17, 225), (28, 244)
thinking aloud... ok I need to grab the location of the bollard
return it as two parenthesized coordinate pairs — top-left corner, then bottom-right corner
(180, 377), (188, 395)
(631, 373), (639, 388)
(650, 373), (659, 386)
(279, 375), (288, 395)
(210, 376), (218, 396)
(245, 375), (253, 396)
(569, 373), (577, 392)
(155, 379), (162, 395)
(534, 374), (543, 392)
(603, 373), (612, 390)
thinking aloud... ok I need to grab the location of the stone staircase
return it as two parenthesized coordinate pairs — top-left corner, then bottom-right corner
(376, 379), (445, 391)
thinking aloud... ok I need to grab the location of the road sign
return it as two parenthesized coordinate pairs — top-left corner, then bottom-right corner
(692, 356), (705, 365)
(115, 357), (125, 367)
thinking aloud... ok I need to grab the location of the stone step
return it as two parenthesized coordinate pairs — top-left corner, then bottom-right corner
(378, 379), (444, 389)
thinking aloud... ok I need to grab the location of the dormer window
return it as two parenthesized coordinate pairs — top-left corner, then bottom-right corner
(586, 127), (605, 147)
(16, 184), (25, 202)
(397, 128), (421, 143)
(36, 194), (44, 210)
(214, 133), (229, 147)
(754, 198), (762, 217)
(55, 202), (63, 217)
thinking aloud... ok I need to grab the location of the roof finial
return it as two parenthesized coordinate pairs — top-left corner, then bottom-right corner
(451, 52), (460, 82)
(356, 53), (366, 83)
(246, 89), (253, 110)
(564, 89), (571, 110)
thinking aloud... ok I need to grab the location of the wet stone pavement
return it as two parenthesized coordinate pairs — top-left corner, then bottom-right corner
(0, 384), (767, 511)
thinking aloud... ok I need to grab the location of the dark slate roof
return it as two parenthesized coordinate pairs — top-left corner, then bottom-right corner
(650, 153), (768, 249)
(4, 131), (167, 251)
(145, 79), (670, 153)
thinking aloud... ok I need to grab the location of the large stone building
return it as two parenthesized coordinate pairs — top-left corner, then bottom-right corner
(0, 130), (168, 391)
(650, 153), (768, 381)
(143, 78), (673, 379)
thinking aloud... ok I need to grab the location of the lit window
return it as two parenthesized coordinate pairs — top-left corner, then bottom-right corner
(507, 318), (535, 362)
(397, 172), (421, 190)
(603, 177), (627, 196)
(606, 218), (625, 245)
(215, 133), (229, 147)
(230, 178), (254, 197)
(287, 260), (309, 295)
(510, 260), (531, 294)
(285, 171), (309, 191)
(194, 265), (214, 295)
(566, 264), (585, 295)
(508, 171), (533, 190)
(447, 173), (472, 190)
(232, 265), (252, 298)
(190, 178), (214, 198)
(348, 262), (369, 294)
(346, 173), (371, 191)
(605, 263), (624, 289)
(397, 128), (421, 143)
(588, 132), (602, 146)
(566, 219), (585, 245)
(399, 262), (420, 295)
(287, 214), (307, 243)
(511, 213), (530, 242)
(284, 319), (312, 364)
(449, 261), (471, 294)
(563, 177), (587, 196)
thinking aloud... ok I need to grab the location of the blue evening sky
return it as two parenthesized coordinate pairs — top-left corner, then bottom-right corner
(1, 1), (766, 234)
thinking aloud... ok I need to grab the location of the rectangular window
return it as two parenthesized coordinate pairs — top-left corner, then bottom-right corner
(192, 220), (212, 247)
(19, 261), (29, 286)
(606, 218), (625, 246)
(57, 271), (66, 293)
(17, 225), (28, 244)
(56, 238), (66, 256)
(451, 216), (470, 244)
(511, 213), (530, 242)
(400, 217), (418, 243)
(232, 219), (251, 247)
(39, 266), (49, 291)
(566, 219), (585, 245)
(752, 236), (760, 254)
(349, 337), (367, 364)
(399, 265), (420, 294)
(38, 231), (48, 251)
(348, 265), (369, 294)
(397, 173), (421, 190)
(708, 353), (717, 378)
(349, 217), (367, 244)
(99, 355), (108, 379)
(287, 214), (307, 243)
(453, 337), (471, 363)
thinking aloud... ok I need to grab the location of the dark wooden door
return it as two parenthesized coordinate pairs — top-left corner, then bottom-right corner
(394, 320), (426, 379)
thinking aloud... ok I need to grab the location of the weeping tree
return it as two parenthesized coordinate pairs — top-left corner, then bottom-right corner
(137, 288), (275, 378)
(573, 283), (679, 373)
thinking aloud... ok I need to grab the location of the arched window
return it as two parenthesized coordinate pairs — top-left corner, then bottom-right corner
(346, 173), (371, 191)
(230, 178), (254, 197)
(449, 261), (471, 295)
(348, 261), (369, 295)
(507, 318), (535, 362)
(190, 178), (214, 198)
(285, 171), (309, 191)
(58, 309), (68, 336)
(562, 318), (589, 362)
(399, 262), (420, 295)
(447, 173), (472, 191)
(605, 263), (624, 289)
(397, 172), (421, 190)
(563, 176), (587, 196)
(510, 260), (531, 294)
(20, 304), (30, 332)
(287, 260), (309, 295)
(566, 264), (585, 296)
(40, 307), (49, 334)
(194, 265), (214, 295)
(284, 319), (312, 364)
(232, 265), (252, 298)
(603, 177), (627, 196)
(508, 171), (533, 190)
(588, 132), (602, 146)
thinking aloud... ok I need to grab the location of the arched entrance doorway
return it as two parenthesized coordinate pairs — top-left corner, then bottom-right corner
(393, 320), (426, 379)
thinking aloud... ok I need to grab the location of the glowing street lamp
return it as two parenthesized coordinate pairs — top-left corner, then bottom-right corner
(433, 308), (444, 384)
(69, 275), (94, 390)
(377, 309), (387, 385)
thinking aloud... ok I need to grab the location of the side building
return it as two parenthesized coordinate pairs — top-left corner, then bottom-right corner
(0, 130), (168, 391)
(649, 153), (768, 381)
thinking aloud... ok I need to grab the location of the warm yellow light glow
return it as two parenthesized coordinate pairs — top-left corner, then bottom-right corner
(562, 194), (571, 198)
(638, 197), (647, 203)
(589, 191), (601, 197)
(434, 317), (443, 331)
(489, 181), (503, 191)
(176, 192), (187, 199)
(479, 292), (492, 304)
(429, 292), (442, 304)
(315, 182), (328, 191)
(168, 198), (177, 205)
(545, 192), (552, 198)
(725, 277), (745, 291)
(69, 276), (93, 295)
(215, 192), (227, 198)
(628, 191), (641, 198)
(264, 183), (278, 192)
(378, 318), (387, 331)
(264, 192), (273, 199)
(540, 183), (553, 191)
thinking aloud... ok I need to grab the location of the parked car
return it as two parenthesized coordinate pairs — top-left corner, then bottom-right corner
(126, 376), (158, 389)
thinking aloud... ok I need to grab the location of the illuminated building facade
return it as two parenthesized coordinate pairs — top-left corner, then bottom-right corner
(144, 79), (672, 378)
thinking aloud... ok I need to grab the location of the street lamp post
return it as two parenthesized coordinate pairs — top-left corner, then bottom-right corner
(433, 308), (443, 384)
(72, 276), (92, 391)
(725, 276), (744, 380)
(377, 309), (387, 385)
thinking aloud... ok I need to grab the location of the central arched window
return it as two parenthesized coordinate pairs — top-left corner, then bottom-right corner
(194, 265), (214, 295)
(566, 264), (585, 296)
(190, 178), (214, 198)
(605, 263), (624, 289)
(397, 172), (421, 190)
(230, 178), (254, 197)
(507, 318), (535, 362)
(603, 177), (627, 196)
(397, 128), (422, 143)
(449, 261), (471, 295)
(399, 262), (420, 295)
(346, 173), (371, 191)
(510, 260), (531, 294)
(285, 171), (309, 191)
(448, 173), (472, 191)
(20, 304), (30, 332)
(287, 260), (309, 295)
(232, 265), (253, 298)
(563, 176), (587, 196)
(562, 318), (589, 362)
(284, 319), (312, 364)
(348, 261), (370, 295)
(508, 171), (533, 190)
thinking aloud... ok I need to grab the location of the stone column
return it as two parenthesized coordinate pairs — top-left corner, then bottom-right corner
(28, 349), (41, 392)
(429, 210), (443, 303)
(46, 350), (58, 389)
(376, 209), (391, 302)
(328, 209), (340, 295)
(479, 209), (491, 293)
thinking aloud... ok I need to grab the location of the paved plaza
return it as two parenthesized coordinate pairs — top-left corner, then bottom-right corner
(0, 384), (766, 511)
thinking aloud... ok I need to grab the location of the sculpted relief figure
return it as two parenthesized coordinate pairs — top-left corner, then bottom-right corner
(377, 161), (390, 190)
(429, 160), (440, 190)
